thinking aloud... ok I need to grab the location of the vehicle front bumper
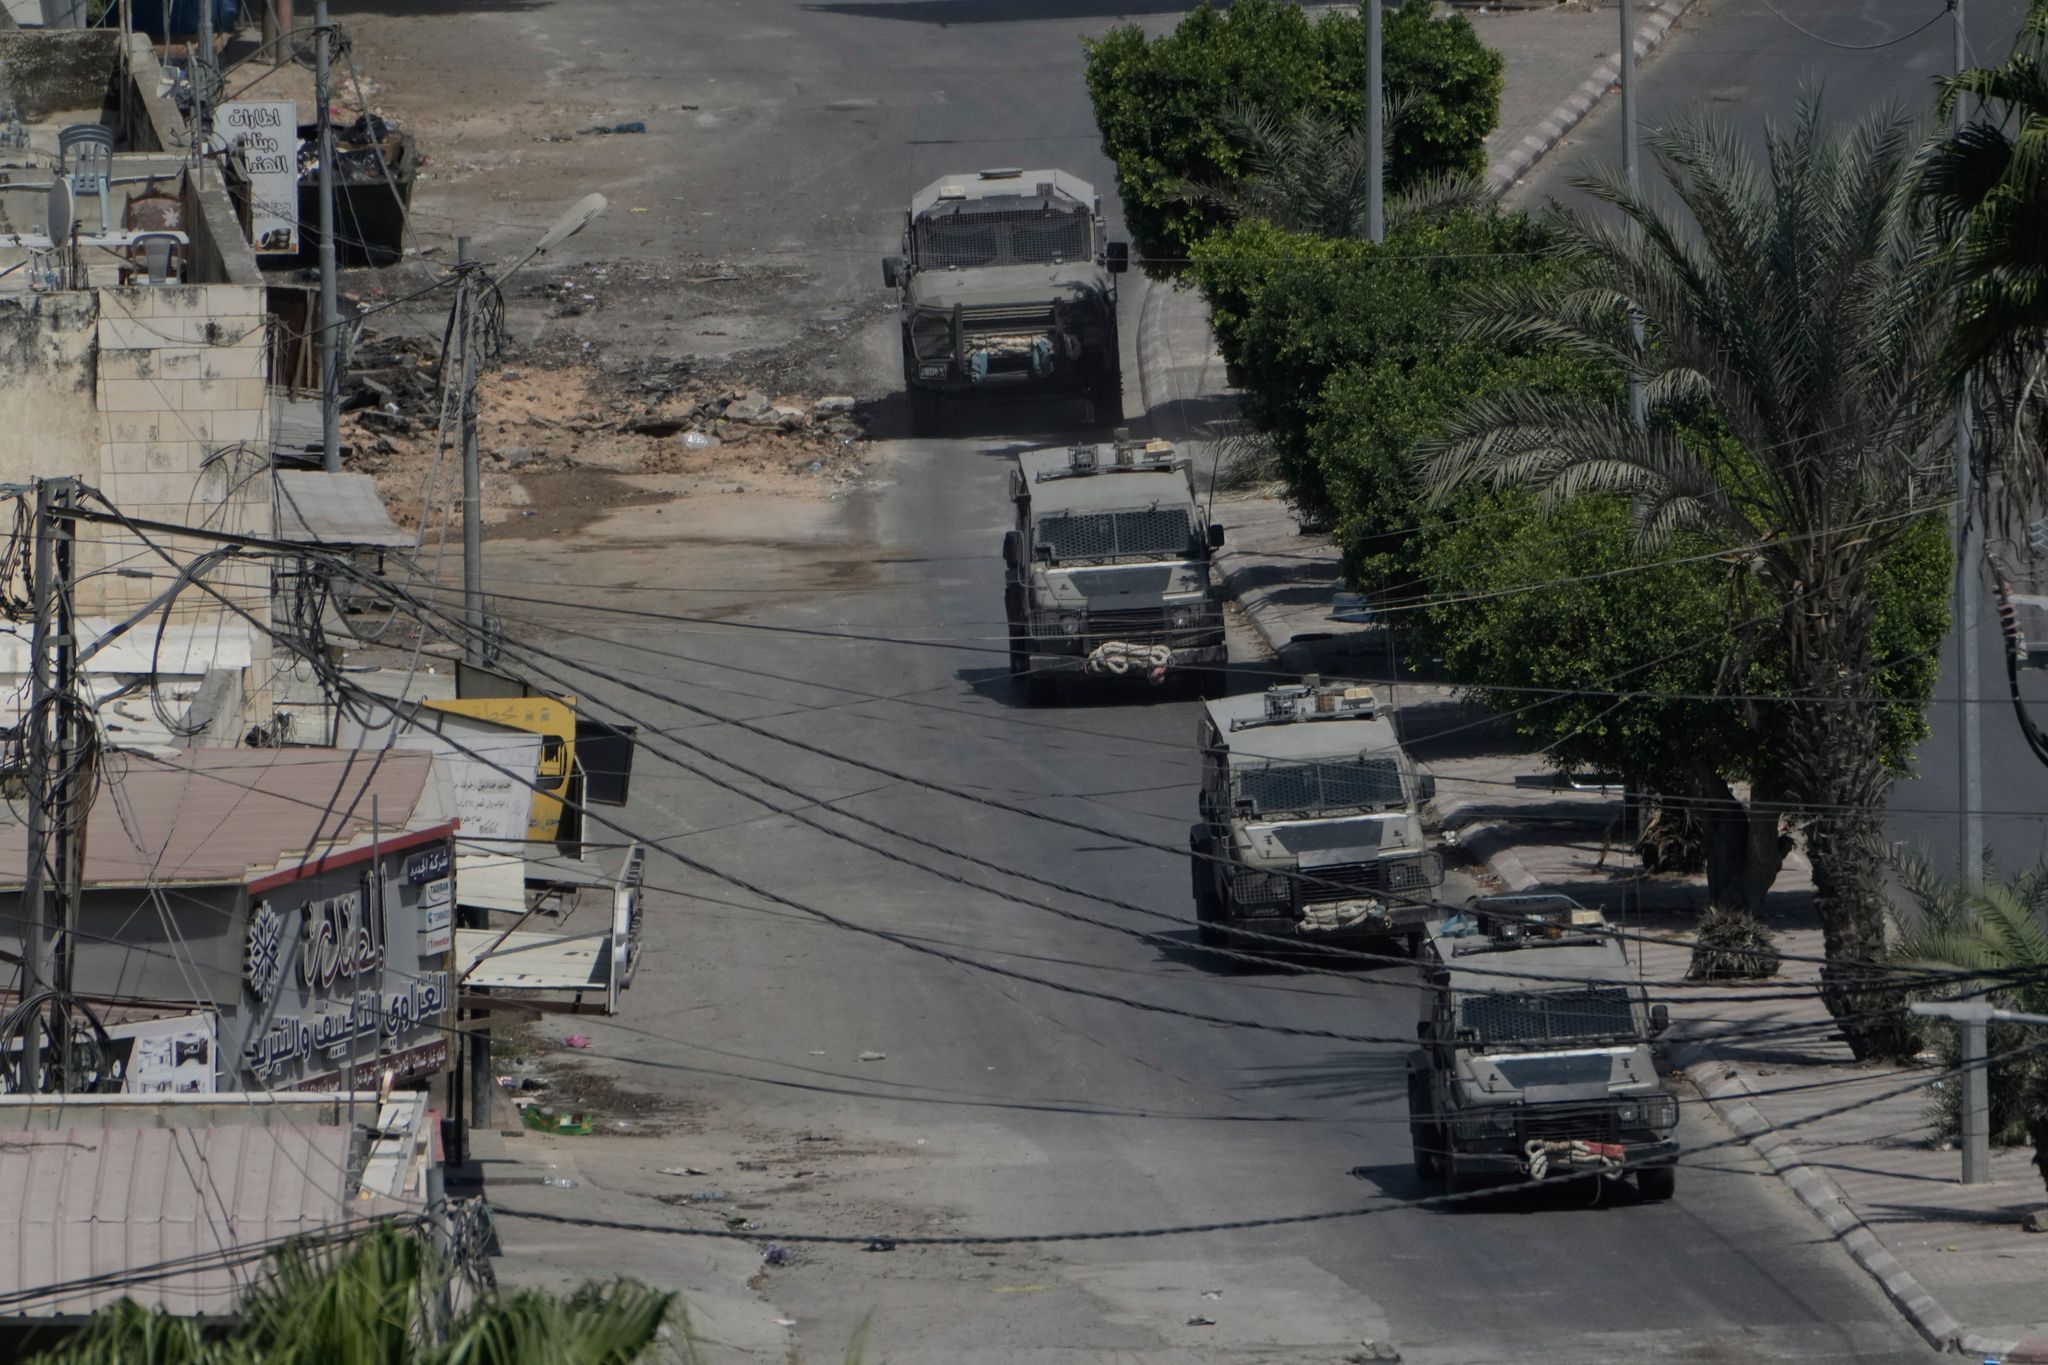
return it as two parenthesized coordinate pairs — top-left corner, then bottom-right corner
(1023, 637), (1227, 680)
(1452, 1134), (1679, 1177)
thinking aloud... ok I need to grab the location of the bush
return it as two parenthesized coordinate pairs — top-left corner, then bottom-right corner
(1084, 0), (1502, 277)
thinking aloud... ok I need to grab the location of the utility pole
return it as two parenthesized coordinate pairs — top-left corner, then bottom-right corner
(316, 0), (343, 473)
(457, 238), (487, 667)
(1620, 0), (1648, 428)
(195, 0), (214, 173)
(1909, 1001), (2048, 1183)
(20, 478), (84, 1095)
(1365, 0), (1384, 245)
(1953, 0), (1984, 887)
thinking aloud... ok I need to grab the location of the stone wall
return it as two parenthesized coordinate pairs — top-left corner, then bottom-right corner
(1, 282), (275, 728)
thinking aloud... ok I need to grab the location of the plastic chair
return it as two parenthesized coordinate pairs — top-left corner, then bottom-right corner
(57, 125), (114, 233)
(127, 232), (183, 285)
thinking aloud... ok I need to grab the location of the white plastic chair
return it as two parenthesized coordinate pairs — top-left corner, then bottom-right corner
(57, 125), (113, 233)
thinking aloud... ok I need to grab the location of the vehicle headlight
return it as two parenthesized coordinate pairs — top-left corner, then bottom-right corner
(1453, 1108), (1514, 1140)
(1615, 1101), (1640, 1126)
(1488, 1108), (1516, 1134)
(1169, 605), (1197, 630)
(1643, 1094), (1678, 1129)
(1057, 613), (1083, 637)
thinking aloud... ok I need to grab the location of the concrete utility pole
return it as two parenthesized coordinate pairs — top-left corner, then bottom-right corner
(1953, 0), (1984, 887)
(458, 237), (486, 668)
(1620, 0), (1648, 428)
(1909, 1001), (2048, 1184)
(20, 478), (84, 1094)
(316, 0), (343, 473)
(1365, 0), (1384, 245)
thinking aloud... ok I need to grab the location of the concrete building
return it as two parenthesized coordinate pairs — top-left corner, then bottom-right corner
(0, 747), (460, 1094)
(2, 28), (280, 742)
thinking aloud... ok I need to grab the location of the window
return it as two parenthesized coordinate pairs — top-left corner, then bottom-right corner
(1232, 757), (1406, 814)
(915, 209), (1093, 268)
(1034, 507), (1193, 562)
(1459, 987), (1638, 1044)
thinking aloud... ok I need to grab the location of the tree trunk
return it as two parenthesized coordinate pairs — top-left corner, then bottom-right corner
(1693, 769), (1788, 917)
(1781, 576), (1918, 1062)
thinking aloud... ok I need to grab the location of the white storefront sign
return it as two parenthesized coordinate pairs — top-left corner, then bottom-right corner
(220, 100), (299, 255)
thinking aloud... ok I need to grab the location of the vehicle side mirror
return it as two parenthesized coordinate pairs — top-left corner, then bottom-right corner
(882, 255), (905, 288)
(1416, 1020), (1434, 1041)
(1106, 241), (1129, 274)
(1002, 530), (1023, 570)
(1206, 522), (1225, 550)
(1649, 1003), (1670, 1036)
(1415, 773), (1436, 803)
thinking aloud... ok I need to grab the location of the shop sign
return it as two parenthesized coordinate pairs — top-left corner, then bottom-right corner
(243, 972), (450, 1081)
(405, 846), (452, 885)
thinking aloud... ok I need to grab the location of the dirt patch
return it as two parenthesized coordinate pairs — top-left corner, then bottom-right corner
(338, 330), (875, 537)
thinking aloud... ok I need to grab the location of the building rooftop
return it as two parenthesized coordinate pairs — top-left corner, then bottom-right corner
(0, 747), (452, 889)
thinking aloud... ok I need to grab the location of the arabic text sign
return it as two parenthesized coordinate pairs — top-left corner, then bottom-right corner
(221, 100), (298, 255)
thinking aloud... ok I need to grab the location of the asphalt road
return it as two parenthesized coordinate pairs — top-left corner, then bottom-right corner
(407, 0), (1972, 1358)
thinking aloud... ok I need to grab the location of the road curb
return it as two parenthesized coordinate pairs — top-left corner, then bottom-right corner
(1483, 0), (1700, 197)
(1676, 1055), (1969, 1353)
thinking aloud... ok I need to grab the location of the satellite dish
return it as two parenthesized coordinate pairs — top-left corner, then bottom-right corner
(535, 193), (607, 254)
(46, 178), (74, 245)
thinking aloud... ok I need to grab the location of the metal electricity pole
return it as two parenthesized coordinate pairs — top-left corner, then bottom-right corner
(1365, 0), (1384, 244)
(1909, 1001), (2048, 1184)
(20, 478), (84, 1095)
(1620, 0), (1647, 428)
(316, 0), (343, 472)
(1953, 0), (1984, 886)
(457, 238), (487, 668)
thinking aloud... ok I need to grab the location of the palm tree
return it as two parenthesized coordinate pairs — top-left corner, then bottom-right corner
(1919, 0), (2048, 476)
(1177, 100), (1483, 241)
(1416, 101), (1955, 1060)
(27, 1226), (674, 1365)
(1890, 851), (2048, 1195)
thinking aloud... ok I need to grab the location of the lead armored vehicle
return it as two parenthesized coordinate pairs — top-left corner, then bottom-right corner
(1189, 680), (1440, 950)
(1003, 436), (1226, 699)
(882, 168), (1128, 433)
(1408, 895), (1679, 1199)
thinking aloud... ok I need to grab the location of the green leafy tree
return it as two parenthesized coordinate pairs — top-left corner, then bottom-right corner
(1890, 852), (2048, 1193)
(1919, 0), (2048, 450)
(27, 1227), (673, 1365)
(1417, 103), (1956, 1060)
(1083, 0), (1502, 277)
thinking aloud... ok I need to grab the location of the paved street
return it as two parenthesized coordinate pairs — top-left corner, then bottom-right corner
(324, 0), (2026, 1357)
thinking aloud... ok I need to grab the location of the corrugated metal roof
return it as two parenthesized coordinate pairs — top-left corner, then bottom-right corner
(273, 471), (413, 549)
(0, 748), (438, 889)
(0, 1124), (393, 1318)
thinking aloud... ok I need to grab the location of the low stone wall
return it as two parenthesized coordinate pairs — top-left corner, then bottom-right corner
(0, 28), (122, 121)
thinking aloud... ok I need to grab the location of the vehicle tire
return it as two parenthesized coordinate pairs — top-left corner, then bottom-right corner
(1191, 828), (1225, 949)
(1095, 365), (1124, 425)
(1407, 1078), (1443, 1180)
(1635, 1165), (1676, 1201)
(1442, 1151), (1462, 1196)
(1404, 930), (1425, 959)
(907, 386), (940, 437)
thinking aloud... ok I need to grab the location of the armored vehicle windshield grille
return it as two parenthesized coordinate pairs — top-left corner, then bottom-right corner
(1036, 508), (1192, 562)
(1460, 987), (1637, 1045)
(1234, 758), (1405, 814)
(915, 210), (1092, 268)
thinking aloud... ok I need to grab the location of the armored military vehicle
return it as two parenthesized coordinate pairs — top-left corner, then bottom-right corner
(1408, 894), (1679, 1199)
(1003, 436), (1226, 700)
(1189, 680), (1441, 950)
(882, 168), (1129, 434)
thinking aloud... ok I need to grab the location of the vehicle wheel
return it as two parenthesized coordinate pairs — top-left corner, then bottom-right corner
(907, 386), (940, 437)
(1095, 365), (1124, 425)
(1407, 1079), (1442, 1180)
(1404, 930), (1424, 959)
(1442, 1151), (1462, 1195)
(1191, 829), (1225, 949)
(1635, 1165), (1676, 1201)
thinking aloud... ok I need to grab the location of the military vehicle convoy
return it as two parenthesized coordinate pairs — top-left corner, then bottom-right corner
(1408, 894), (1680, 1199)
(1189, 680), (1441, 950)
(1003, 436), (1227, 700)
(883, 168), (1129, 434)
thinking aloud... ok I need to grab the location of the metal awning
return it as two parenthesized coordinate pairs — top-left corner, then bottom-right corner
(455, 844), (643, 1013)
(273, 471), (412, 549)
